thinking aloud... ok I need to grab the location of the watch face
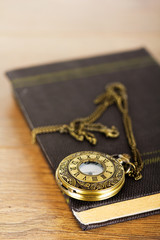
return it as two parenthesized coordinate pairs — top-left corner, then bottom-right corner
(56, 151), (125, 201)
(68, 153), (115, 183)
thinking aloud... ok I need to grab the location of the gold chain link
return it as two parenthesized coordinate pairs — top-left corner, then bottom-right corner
(32, 82), (143, 180)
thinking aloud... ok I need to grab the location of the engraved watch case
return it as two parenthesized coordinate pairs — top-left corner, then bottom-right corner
(56, 151), (125, 201)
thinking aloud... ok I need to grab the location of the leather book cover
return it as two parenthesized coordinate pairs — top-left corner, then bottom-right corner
(6, 48), (160, 230)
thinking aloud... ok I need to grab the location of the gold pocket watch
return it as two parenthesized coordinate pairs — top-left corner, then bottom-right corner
(56, 151), (135, 201)
(32, 83), (144, 201)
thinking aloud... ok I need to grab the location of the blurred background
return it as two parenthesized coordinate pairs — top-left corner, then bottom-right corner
(0, 0), (160, 73)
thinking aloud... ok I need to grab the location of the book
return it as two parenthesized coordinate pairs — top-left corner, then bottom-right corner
(6, 48), (160, 230)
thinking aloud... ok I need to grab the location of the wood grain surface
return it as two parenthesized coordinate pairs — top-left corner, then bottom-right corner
(0, 1), (160, 239)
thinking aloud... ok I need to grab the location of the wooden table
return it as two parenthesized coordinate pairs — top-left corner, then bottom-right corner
(0, 1), (160, 239)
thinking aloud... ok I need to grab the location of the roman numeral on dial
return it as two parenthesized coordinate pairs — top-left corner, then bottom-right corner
(103, 159), (109, 163)
(82, 176), (87, 181)
(70, 167), (77, 171)
(106, 170), (112, 174)
(92, 176), (98, 181)
(101, 174), (106, 180)
(72, 160), (78, 165)
(74, 172), (80, 177)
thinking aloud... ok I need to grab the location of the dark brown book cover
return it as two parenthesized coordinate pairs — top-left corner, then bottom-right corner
(6, 48), (160, 230)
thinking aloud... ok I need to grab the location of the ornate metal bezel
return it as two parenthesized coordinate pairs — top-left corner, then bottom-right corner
(55, 151), (125, 201)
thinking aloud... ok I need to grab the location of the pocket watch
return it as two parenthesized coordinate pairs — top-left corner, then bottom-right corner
(32, 83), (143, 201)
(55, 151), (135, 201)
